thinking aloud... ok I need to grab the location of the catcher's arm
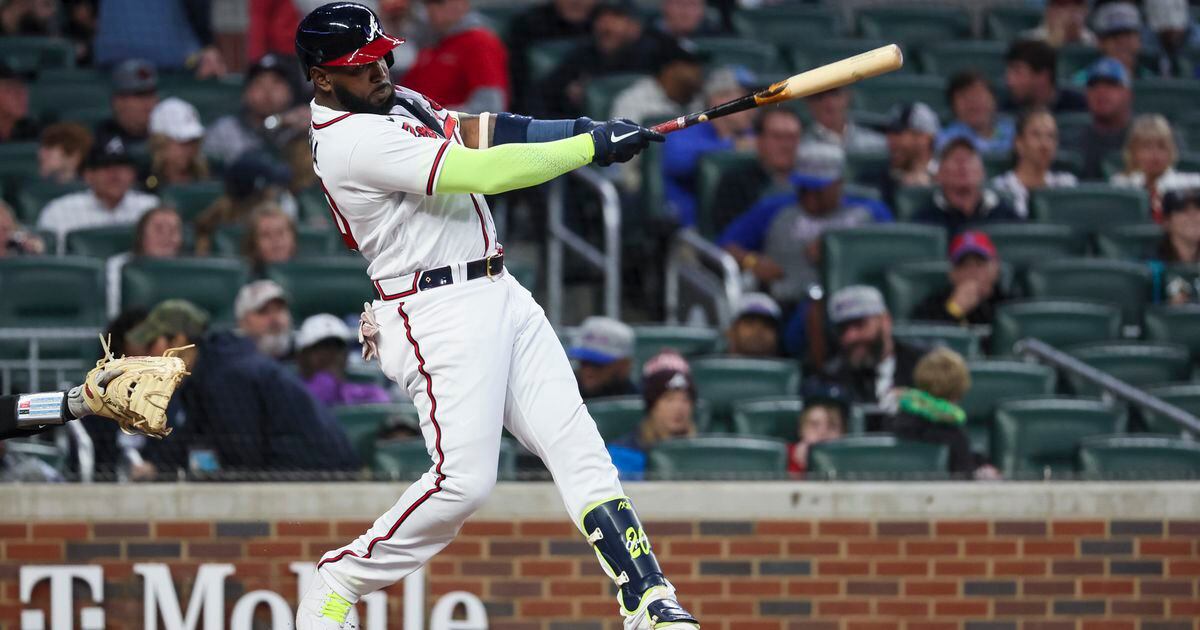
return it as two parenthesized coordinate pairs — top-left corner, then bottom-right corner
(0, 375), (117, 441)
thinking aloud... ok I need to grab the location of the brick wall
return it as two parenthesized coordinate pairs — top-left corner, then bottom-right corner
(2, 517), (1198, 630)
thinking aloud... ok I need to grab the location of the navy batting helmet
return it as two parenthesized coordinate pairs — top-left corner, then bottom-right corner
(295, 2), (405, 80)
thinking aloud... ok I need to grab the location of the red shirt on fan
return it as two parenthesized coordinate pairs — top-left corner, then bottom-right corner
(401, 21), (510, 112)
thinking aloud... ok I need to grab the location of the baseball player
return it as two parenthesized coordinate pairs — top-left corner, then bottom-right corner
(293, 3), (698, 629)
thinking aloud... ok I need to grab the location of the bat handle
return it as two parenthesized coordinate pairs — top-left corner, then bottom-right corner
(651, 116), (687, 135)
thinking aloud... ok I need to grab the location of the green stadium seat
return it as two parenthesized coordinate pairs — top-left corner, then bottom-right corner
(1133, 79), (1200, 119)
(1029, 185), (1151, 230)
(0, 257), (107, 327)
(822, 223), (946, 293)
(374, 436), (519, 479)
(265, 257), (372, 321)
(985, 5), (1043, 40)
(639, 139), (667, 221)
(584, 73), (649, 121)
(731, 397), (803, 441)
(1064, 342), (1192, 396)
(992, 300), (1122, 356)
(994, 397), (1127, 477)
(12, 180), (87, 225)
(1093, 223), (1162, 260)
(161, 181), (225, 222)
(0, 142), (42, 185)
(585, 396), (645, 442)
(979, 223), (1088, 271)
(960, 360), (1057, 456)
(29, 82), (111, 121)
(213, 225), (339, 258)
(919, 41), (1009, 78)
(808, 434), (950, 479)
(858, 7), (971, 43)
(121, 257), (248, 324)
(693, 38), (783, 74)
(852, 76), (949, 119)
(696, 151), (758, 238)
(296, 185), (332, 224)
(1057, 45), (1102, 80)
(632, 325), (722, 370)
(65, 225), (136, 258)
(1054, 149), (1084, 175)
(160, 80), (244, 124)
(1024, 258), (1152, 326)
(885, 260), (949, 321)
(738, 6), (839, 46)
(1143, 305), (1200, 364)
(33, 67), (103, 83)
(334, 402), (416, 465)
(892, 186), (933, 222)
(1054, 112), (1093, 148)
(1143, 384), (1200, 436)
(844, 150), (888, 186)
(1079, 435), (1200, 479)
(647, 435), (788, 479)
(892, 322), (983, 359)
(690, 357), (801, 426)
(0, 37), (74, 74)
(525, 39), (585, 84)
(53, 106), (111, 129)
(477, 5), (525, 38)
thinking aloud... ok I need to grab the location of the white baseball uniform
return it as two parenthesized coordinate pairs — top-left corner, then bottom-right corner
(309, 86), (626, 599)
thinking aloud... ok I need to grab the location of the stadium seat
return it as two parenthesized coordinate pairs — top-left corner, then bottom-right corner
(852, 76), (949, 119)
(0, 37), (74, 74)
(892, 186), (934, 222)
(122, 258), (248, 324)
(1133, 79), (1200, 120)
(29, 82), (111, 121)
(844, 150), (888, 186)
(161, 181), (225, 223)
(807, 434), (950, 479)
(160, 80), (244, 124)
(892, 322), (983, 359)
(1143, 305), (1200, 364)
(919, 41), (1009, 78)
(1057, 44), (1102, 80)
(213, 225), (339, 258)
(960, 360), (1057, 456)
(0, 257), (107, 327)
(822, 223), (946, 293)
(696, 151), (758, 238)
(991, 300), (1122, 356)
(65, 225), (137, 258)
(647, 435), (788, 479)
(1143, 384), (1200, 436)
(333, 402), (416, 464)
(585, 396), (645, 442)
(731, 397), (804, 441)
(1079, 435), (1200, 479)
(693, 38), (783, 74)
(1024, 258), (1152, 326)
(690, 357), (801, 426)
(12, 180), (87, 225)
(738, 5), (839, 46)
(1064, 342), (1192, 396)
(858, 6), (971, 43)
(1029, 185), (1151, 230)
(885, 260), (949, 321)
(265, 257), (372, 321)
(525, 39), (585, 84)
(584, 73), (649, 121)
(0, 142), (42, 187)
(1094, 223), (1162, 260)
(994, 397), (1127, 478)
(979, 223), (1088, 271)
(477, 5), (525, 38)
(985, 5), (1043, 40)
(632, 325), (722, 370)
(374, 436), (518, 479)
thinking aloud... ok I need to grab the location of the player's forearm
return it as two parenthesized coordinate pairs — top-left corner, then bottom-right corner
(0, 392), (70, 440)
(436, 134), (594, 195)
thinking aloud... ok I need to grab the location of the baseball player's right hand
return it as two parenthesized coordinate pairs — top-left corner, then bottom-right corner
(589, 119), (664, 167)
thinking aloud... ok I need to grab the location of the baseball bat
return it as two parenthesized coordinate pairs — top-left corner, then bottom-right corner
(650, 44), (904, 134)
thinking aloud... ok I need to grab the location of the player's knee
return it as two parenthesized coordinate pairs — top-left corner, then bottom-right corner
(444, 467), (498, 513)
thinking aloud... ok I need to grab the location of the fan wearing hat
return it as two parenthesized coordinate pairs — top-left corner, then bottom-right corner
(863, 101), (939, 210)
(204, 53), (308, 165)
(192, 151), (296, 255)
(1093, 2), (1145, 78)
(146, 97), (210, 192)
(94, 59), (159, 153)
(606, 350), (698, 479)
(296, 314), (391, 407)
(610, 36), (706, 134)
(234, 280), (295, 360)
(725, 292), (783, 358)
(1144, 0), (1200, 78)
(568, 316), (638, 399)
(1067, 56), (1134, 180)
(914, 135), (1019, 238)
(37, 136), (159, 240)
(913, 231), (1009, 328)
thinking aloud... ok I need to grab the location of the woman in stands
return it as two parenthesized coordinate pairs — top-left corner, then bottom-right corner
(242, 202), (296, 277)
(1154, 188), (1200, 304)
(106, 206), (184, 316)
(990, 107), (1077, 218)
(1111, 114), (1200, 222)
(145, 98), (210, 193)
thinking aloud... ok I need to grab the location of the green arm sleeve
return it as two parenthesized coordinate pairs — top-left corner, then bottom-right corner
(436, 133), (594, 195)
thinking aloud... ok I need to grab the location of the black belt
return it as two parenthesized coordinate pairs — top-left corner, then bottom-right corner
(417, 254), (504, 291)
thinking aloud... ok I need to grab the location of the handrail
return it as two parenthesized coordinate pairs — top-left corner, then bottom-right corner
(0, 328), (100, 393)
(665, 228), (743, 328)
(1015, 337), (1200, 435)
(546, 167), (621, 327)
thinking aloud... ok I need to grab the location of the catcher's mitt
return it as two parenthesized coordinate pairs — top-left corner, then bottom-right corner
(81, 336), (192, 439)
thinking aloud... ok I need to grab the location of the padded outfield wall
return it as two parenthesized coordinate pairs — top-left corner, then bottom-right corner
(2, 482), (1200, 630)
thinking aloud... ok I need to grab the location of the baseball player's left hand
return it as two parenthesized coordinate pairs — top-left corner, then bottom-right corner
(589, 119), (664, 167)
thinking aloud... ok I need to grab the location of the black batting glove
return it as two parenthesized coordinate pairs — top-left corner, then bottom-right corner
(589, 119), (665, 166)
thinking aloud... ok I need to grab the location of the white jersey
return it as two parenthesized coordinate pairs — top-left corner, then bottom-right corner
(309, 86), (498, 283)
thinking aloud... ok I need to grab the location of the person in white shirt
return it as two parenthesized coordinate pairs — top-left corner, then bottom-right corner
(105, 206), (183, 317)
(1110, 113), (1200, 222)
(37, 136), (158, 240)
(1021, 0), (1097, 48)
(990, 108), (1077, 219)
(799, 85), (886, 175)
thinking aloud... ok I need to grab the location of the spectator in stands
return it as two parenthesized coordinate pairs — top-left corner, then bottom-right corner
(1111, 114), (1200, 223)
(662, 67), (756, 226)
(249, 0), (373, 63)
(936, 71), (1015, 156)
(915, 136), (1019, 237)
(816, 285), (927, 408)
(1022, 0), (1096, 48)
(204, 54), (308, 165)
(607, 350), (697, 479)
(235, 279), (293, 361)
(568, 316), (638, 399)
(145, 97), (209, 193)
(711, 108), (803, 233)
(652, 0), (726, 39)
(507, 0), (598, 109)
(912, 231), (1008, 328)
(296, 314), (390, 407)
(787, 396), (847, 476)
(1093, 2), (1145, 78)
(37, 122), (93, 184)
(537, 0), (661, 118)
(1157, 188), (1200, 267)
(0, 0), (57, 36)
(135, 300), (358, 474)
(37, 137), (158, 240)
(194, 152), (295, 254)
(93, 0), (227, 77)
(1002, 39), (1086, 115)
(0, 63), (37, 143)
(610, 36), (705, 127)
(800, 86), (886, 165)
(106, 206), (184, 317)
(725, 292), (782, 359)
(93, 59), (158, 153)
(1070, 57), (1134, 181)
(865, 102), (939, 211)
(0, 201), (44, 257)
(991, 108), (1078, 219)
(243, 203), (298, 276)
(401, 0), (509, 113)
(1143, 0), (1200, 77)
(62, 0), (97, 66)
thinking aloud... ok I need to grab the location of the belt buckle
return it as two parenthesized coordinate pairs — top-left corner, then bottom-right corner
(485, 254), (499, 281)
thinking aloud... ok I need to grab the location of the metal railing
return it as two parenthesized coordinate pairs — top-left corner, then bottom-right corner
(0, 328), (101, 394)
(546, 167), (621, 327)
(1015, 338), (1200, 436)
(664, 228), (743, 329)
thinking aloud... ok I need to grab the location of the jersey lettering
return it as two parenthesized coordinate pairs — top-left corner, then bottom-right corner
(401, 122), (442, 140)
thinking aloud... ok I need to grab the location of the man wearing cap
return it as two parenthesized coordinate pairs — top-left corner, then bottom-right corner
(1067, 57), (1134, 180)
(235, 280), (294, 360)
(399, 0), (509, 114)
(912, 231), (1008, 328)
(610, 36), (706, 133)
(37, 136), (159, 240)
(711, 108), (804, 233)
(0, 62), (39, 143)
(134, 299), (359, 475)
(914, 136), (1019, 237)
(569, 316), (638, 399)
(204, 54), (308, 165)
(725, 292), (783, 358)
(1001, 40), (1087, 115)
(1021, 0), (1096, 48)
(94, 59), (159, 153)
(1092, 2), (1146, 78)
(606, 350), (698, 479)
(1143, 0), (1200, 78)
(296, 313), (391, 407)
(863, 101), (939, 211)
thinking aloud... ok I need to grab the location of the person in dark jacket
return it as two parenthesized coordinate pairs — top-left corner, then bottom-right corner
(912, 230), (1008, 327)
(135, 300), (358, 475)
(914, 135), (1020, 238)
